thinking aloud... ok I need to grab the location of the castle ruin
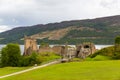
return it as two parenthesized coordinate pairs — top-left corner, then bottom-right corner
(75, 42), (96, 59)
(24, 36), (38, 55)
(23, 36), (96, 58)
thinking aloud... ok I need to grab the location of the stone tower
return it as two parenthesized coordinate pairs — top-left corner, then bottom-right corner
(23, 36), (38, 55)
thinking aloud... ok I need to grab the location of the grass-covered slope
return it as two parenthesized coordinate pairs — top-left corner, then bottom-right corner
(0, 67), (28, 76)
(1, 61), (120, 80)
(90, 45), (120, 60)
(91, 46), (115, 58)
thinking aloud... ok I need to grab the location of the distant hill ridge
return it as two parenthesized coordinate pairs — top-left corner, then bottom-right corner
(0, 15), (120, 44)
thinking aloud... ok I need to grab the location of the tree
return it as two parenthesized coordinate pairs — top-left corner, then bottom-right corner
(114, 36), (120, 59)
(115, 36), (120, 52)
(19, 52), (42, 66)
(0, 47), (9, 67)
(0, 43), (21, 67)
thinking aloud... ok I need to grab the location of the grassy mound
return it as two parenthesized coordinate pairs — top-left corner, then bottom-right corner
(85, 55), (111, 61)
(91, 46), (115, 58)
(90, 46), (120, 60)
(1, 60), (120, 80)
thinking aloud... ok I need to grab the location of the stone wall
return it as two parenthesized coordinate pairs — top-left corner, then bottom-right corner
(38, 47), (53, 53)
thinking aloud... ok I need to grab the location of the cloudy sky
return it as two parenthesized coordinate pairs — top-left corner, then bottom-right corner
(0, 0), (120, 32)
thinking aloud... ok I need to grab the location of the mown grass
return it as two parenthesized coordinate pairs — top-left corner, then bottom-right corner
(1, 60), (120, 80)
(0, 67), (28, 76)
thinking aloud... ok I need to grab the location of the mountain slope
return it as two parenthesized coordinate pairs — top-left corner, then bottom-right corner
(0, 15), (120, 44)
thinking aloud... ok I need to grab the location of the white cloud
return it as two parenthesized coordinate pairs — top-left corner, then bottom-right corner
(0, 0), (120, 31)
(0, 25), (11, 33)
(100, 0), (119, 9)
(12, 19), (18, 23)
(0, 19), (3, 23)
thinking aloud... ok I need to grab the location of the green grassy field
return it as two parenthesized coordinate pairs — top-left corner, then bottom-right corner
(1, 60), (120, 80)
(0, 67), (28, 76)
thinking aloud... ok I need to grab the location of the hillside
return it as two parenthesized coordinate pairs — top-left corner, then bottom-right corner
(0, 15), (120, 44)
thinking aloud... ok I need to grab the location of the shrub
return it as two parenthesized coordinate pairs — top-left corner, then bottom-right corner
(114, 36), (120, 58)
(115, 36), (120, 44)
(19, 52), (60, 67)
(19, 52), (42, 66)
(19, 56), (30, 66)
(0, 43), (21, 67)
(113, 52), (120, 59)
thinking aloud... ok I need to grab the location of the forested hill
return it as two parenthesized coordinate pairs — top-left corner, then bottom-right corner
(0, 15), (120, 44)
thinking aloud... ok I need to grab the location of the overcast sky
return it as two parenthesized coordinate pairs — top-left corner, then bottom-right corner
(0, 0), (120, 32)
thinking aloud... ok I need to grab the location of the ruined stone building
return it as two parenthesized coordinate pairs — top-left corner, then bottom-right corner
(75, 42), (96, 58)
(24, 36), (96, 59)
(23, 36), (67, 56)
(24, 36), (38, 55)
(67, 47), (76, 59)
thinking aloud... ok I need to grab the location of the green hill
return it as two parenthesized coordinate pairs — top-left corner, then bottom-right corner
(1, 61), (120, 80)
(0, 15), (120, 44)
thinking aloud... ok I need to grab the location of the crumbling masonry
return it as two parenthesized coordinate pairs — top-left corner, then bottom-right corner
(24, 36), (96, 58)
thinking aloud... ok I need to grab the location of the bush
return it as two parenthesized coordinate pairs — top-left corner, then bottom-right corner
(113, 52), (120, 59)
(19, 52), (42, 66)
(19, 56), (30, 66)
(0, 43), (21, 67)
(115, 36), (120, 44)
(19, 52), (60, 67)
(0, 43), (60, 67)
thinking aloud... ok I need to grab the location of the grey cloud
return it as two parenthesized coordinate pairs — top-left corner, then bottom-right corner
(100, 0), (120, 9)
(0, 0), (120, 32)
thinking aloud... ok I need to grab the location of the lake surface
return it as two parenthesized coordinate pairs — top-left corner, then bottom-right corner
(0, 45), (112, 54)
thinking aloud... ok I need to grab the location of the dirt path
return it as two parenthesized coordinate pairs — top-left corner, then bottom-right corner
(0, 60), (60, 79)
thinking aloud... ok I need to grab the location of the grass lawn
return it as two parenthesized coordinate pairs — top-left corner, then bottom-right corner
(0, 67), (28, 76)
(1, 60), (120, 80)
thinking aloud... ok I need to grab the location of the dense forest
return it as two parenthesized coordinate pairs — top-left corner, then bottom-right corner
(0, 15), (120, 44)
